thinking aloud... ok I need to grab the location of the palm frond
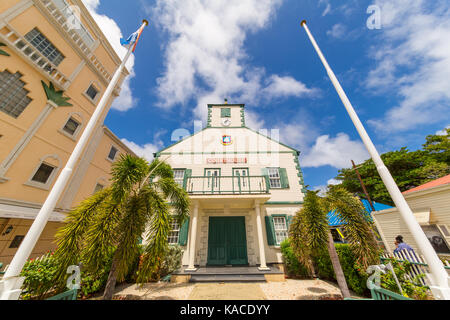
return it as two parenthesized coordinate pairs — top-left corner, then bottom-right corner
(53, 188), (111, 283)
(303, 191), (329, 251)
(326, 187), (379, 269)
(147, 160), (174, 181)
(114, 193), (148, 281)
(110, 154), (149, 201)
(153, 177), (190, 224)
(290, 211), (315, 276)
(82, 201), (121, 271)
(136, 187), (171, 283)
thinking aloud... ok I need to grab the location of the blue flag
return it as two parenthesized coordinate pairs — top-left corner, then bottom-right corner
(120, 31), (139, 46)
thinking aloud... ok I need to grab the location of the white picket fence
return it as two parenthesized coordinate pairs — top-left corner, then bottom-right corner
(381, 249), (450, 287)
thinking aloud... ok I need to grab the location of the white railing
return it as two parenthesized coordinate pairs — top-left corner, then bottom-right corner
(381, 249), (450, 287)
(36, 0), (113, 83)
(0, 27), (70, 88)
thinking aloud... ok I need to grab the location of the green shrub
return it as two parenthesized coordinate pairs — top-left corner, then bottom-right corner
(20, 250), (114, 300)
(280, 240), (309, 278)
(335, 244), (368, 296)
(314, 249), (334, 280)
(160, 245), (184, 278)
(380, 258), (432, 300)
(280, 241), (370, 296)
(20, 252), (59, 300)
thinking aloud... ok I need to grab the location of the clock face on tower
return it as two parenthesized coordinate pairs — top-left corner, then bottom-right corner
(222, 118), (232, 127)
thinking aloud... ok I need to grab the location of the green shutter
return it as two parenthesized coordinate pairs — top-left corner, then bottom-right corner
(261, 168), (270, 190)
(287, 215), (293, 228)
(265, 216), (276, 246)
(178, 217), (190, 246)
(183, 169), (192, 190)
(221, 108), (231, 118)
(279, 168), (290, 189)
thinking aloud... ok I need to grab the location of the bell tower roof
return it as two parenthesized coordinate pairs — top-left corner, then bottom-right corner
(207, 103), (245, 128)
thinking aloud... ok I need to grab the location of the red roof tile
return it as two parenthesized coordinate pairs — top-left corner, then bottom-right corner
(403, 174), (450, 194)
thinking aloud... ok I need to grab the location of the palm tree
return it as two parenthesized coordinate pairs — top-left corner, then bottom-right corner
(53, 155), (190, 300)
(290, 187), (379, 299)
(324, 186), (380, 270)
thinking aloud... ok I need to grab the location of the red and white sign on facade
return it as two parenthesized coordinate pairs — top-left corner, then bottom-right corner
(206, 158), (248, 164)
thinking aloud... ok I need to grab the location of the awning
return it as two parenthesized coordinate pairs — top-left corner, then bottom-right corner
(0, 203), (66, 222)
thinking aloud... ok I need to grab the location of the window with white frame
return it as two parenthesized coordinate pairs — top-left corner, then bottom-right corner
(268, 168), (281, 189)
(85, 84), (99, 101)
(62, 117), (81, 136)
(168, 220), (180, 245)
(273, 216), (288, 245)
(31, 162), (55, 184)
(24, 28), (65, 66)
(108, 146), (118, 161)
(0, 71), (32, 118)
(173, 169), (185, 187)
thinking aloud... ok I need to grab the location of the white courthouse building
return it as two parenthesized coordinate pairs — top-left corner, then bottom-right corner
(155, 103), (306, 273)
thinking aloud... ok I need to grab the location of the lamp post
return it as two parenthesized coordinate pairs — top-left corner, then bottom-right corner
(300, 20), (449, 300)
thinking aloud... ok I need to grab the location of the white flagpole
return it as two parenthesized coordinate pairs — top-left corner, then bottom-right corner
(300, 20), (450, 300)
(0, 20), (148, 300)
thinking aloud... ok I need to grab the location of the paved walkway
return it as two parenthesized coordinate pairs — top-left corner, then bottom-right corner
(112, 279), (344, 300)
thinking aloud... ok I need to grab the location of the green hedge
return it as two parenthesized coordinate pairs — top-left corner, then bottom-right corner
(281, 240), (369, 296)
(20, 245), (185, 299)
(280, 240), (309, 278)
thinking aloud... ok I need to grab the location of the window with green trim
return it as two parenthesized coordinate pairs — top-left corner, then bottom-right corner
(168, 220), (180, 245)
(221, 108), (231, 118)
(173, 169), (186, 187)
(268, 168), (281, 188)
(273, 216), (288, 245)
(265, 168), (289, 189)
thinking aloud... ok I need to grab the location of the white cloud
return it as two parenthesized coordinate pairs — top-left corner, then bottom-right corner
(367, 0), (450, 132)
(301, 133), (369, 169)
(147, 0), (317, 121)
(245, 111), (266, 131)
(322, 4), (331, 17)
(81, 0), (137, 111)
(328, 178), (342, 186)
(314, 185), (328, 197)
(263, 75), (318, 99)
(326, 24), (347, 39)
(313, 179), (343, 197)
(121, 139), (158, 162)
(436, 125), (450, 135)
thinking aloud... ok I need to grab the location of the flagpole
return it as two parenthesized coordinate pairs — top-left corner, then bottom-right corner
(0, 20), (149, 300)
(300, 20), (450, 300)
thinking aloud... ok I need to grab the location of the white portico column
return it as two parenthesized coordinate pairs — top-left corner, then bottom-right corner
(255, 201), (270, 271)
(186, 202), (199, 271)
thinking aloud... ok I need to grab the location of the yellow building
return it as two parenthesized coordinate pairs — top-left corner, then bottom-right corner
(0, 0), (135, 265)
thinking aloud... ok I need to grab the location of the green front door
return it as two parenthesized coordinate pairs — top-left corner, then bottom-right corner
(207, 217), (248, 265)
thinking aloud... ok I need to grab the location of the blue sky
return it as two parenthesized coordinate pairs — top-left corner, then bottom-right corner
(82, 0), (450, 191)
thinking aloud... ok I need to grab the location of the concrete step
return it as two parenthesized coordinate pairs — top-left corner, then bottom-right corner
(190, 274), (266, 283)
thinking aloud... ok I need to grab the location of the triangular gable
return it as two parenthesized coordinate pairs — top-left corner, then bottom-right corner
(156, 126), (299, 155)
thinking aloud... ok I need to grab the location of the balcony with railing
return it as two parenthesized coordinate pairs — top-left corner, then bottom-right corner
(35, 0), (113, 83)
(185, 176), (270, 196)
